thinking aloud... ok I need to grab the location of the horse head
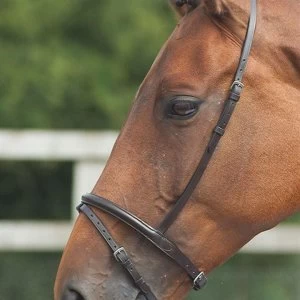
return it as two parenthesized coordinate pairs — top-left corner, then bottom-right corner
(55, 0), (300, 299)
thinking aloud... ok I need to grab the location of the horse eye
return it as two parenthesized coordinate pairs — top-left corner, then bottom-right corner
(167, 97), (201, 119)
(172, 101), (197, 116)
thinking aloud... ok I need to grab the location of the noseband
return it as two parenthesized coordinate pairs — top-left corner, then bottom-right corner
(77, 1), (257, 298)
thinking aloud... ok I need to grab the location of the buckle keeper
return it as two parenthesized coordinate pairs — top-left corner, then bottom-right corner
(214, 126), (225, 136)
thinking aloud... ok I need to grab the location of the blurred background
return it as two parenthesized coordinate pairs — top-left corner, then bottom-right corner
(0, 0), (299, 299)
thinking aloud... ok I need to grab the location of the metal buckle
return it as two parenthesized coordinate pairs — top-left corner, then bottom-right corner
(113, 247), (127, 263)
(193, 272), (207, 290)
(230, 80), (244, 90)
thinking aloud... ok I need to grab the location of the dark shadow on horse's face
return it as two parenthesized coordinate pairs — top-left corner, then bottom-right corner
(55, 0), (300, 299)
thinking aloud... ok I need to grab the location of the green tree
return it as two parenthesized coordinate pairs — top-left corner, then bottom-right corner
(0, 0), (174, 129)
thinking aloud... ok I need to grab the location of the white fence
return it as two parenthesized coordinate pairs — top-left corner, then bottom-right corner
(0, 130), (299, 253)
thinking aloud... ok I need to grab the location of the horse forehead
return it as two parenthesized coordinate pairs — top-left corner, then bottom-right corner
(162, 18), (225, 73)
(134, 11), (227, 100)
(171, 7), (216, 42)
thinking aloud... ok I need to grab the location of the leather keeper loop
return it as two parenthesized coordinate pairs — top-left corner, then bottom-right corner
(229, 92), (240, 102)
(214, 126), (225, 136)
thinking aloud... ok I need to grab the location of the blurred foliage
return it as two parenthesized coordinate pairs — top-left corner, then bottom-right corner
(188, 254), (300, 300)
(0, 0), (174, 129)
(0, 252), (60, 300)
(284, 213), (300, 224)
(0, 161), (71, 220)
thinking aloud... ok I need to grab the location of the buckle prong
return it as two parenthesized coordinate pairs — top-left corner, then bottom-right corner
(231, 80), (244, 90)
(113, 247), (127, 262)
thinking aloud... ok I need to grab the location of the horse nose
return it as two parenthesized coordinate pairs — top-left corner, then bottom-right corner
(61, 287), (85, 300)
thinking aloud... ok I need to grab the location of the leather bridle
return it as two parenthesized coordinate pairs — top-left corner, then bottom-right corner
(76, 1), (257, 299)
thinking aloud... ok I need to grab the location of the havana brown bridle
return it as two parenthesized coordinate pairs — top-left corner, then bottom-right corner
(76, 1), (257, 298)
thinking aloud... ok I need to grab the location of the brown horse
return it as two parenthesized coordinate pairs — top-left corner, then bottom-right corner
(55, 0), (300, 299)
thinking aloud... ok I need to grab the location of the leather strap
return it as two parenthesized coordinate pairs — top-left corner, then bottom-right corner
(77, 203), (157, 300)
(81, 194), (207, 290)
(158, 0), (257, 232)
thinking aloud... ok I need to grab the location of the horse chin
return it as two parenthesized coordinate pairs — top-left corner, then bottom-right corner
(60, 285), (141, 300)
(135, 292), (147, 300)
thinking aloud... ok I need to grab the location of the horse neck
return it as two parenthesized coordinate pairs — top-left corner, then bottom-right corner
(227, 0), (300, 85)
(257, 0), (299, 84)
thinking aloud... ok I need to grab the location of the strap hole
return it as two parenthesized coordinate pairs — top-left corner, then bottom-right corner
(97, 222), (100, 224)
(108, 238), (111, 240)
(91, 214), (94, 217)
(102, 230), (106, 232)
(114, 246), (117, 248)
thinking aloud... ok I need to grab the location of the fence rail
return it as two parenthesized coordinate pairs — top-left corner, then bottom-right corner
(1, 221), (300, 253)
(0, 130), (299, 253)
